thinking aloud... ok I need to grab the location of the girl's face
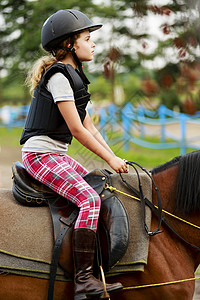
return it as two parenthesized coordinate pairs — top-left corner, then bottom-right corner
(74, 30), (95, 62)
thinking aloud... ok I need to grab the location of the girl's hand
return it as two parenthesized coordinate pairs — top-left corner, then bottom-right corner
(108, 156), (129, 173)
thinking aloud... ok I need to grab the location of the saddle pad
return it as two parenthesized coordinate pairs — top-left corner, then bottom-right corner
(0, 250), (67, 281)
(0, 189), (53, 262)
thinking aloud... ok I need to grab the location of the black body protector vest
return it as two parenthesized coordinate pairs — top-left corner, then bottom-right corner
(20, 63), (90, 145)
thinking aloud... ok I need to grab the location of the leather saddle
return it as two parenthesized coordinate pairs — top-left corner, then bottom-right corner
(12, 161), (130, 275)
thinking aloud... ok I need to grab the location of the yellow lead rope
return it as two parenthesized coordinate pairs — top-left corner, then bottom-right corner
(105, 184), (200, 230)
(123, 276), (200, 290)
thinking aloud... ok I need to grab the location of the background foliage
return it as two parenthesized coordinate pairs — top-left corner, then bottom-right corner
(1, 0), (200, 111)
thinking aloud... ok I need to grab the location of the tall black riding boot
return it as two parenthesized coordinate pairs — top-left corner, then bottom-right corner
(73, 228), (123, 300)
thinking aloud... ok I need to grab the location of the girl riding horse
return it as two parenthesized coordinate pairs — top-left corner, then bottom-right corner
(20, 9), (128, 300)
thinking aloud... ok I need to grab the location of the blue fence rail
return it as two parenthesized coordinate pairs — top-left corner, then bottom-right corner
(89, 103), (200, 155)
(1, 103), (200, 154)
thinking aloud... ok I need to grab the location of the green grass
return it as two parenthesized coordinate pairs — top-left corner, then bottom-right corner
(0, 127), (195, 169)
(0, 127), (23, 147)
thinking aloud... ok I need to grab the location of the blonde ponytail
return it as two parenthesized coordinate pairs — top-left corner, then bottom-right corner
(25, 55), (56, 95)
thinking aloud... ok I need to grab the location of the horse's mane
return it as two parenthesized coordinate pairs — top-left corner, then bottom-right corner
(151, 155), (181, 174)
(151, 150), (200, 214)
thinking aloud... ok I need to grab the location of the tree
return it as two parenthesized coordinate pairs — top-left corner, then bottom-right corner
(0, 0), (101, 77)
(0, 0), (108, 103)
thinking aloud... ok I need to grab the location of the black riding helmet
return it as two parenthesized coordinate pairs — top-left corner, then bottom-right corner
(41, 9), (102, 51)
(41, 9), (102, 84)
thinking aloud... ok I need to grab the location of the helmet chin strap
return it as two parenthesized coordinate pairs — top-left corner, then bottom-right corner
(69, 47), (90, 85)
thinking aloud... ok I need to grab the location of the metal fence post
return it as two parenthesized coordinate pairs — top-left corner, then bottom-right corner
(180, 114), (186, 155)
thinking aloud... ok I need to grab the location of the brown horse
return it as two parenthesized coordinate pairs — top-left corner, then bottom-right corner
(0, 150), (200, 300)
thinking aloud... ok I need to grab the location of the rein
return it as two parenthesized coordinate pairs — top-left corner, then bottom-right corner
(120, 161), (163, 236)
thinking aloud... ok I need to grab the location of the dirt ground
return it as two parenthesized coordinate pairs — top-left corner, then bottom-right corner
(0, 146), (200, 298)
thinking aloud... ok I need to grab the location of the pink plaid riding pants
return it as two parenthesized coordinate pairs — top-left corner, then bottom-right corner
(22, 152), (101, 231)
